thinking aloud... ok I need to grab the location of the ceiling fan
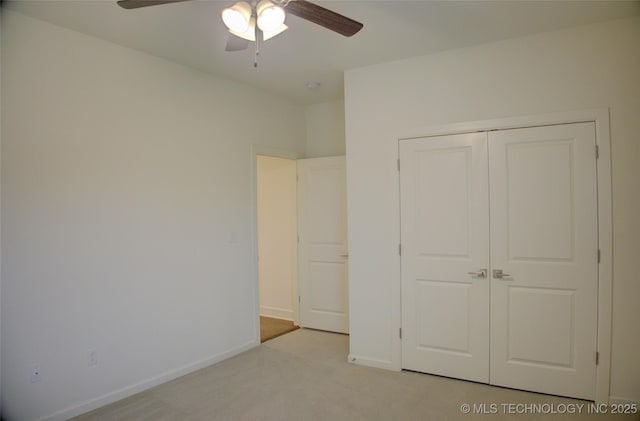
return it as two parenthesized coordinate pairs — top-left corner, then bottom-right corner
(117, 0), (363, 63)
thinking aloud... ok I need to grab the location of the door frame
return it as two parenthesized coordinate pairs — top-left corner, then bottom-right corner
(249, 145), (302, 346)
(392, 108), (612, 404)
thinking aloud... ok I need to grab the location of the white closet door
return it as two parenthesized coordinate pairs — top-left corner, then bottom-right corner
(488, 122), (598, 400)
(400, 132), (490, 383)
(297, 156), (349, 333)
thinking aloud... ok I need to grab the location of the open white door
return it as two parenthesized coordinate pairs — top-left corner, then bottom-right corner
(297, 156), (349, 333)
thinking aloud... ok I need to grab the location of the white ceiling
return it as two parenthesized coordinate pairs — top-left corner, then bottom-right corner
(5, 0), (640, 105)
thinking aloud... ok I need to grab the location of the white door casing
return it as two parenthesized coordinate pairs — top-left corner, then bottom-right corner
(400, 122), (598, 400)
(400, 132), (490, 382)
(297, 156), (349, 333)
(488, 122), (598, 400)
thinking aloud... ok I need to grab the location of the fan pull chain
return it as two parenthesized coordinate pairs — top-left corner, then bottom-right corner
(254, 26), (260, 68)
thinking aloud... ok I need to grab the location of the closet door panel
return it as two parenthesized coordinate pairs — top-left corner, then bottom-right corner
(488, 122), (598, 400)
(400, 132), (490, 383)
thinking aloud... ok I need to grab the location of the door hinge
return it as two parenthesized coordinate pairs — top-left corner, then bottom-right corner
(397, 159), (400, 171)
(595, 145), (599, 159)
(399, 244), (402, 256)
(596, 351), (599, 365)
(297, 235), (300, 243)
(399, 328), (402, 339)
(597, 249), (601, 263)
(298, 296), (301, 303)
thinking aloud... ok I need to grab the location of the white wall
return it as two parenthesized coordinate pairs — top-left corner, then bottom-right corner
(257, 155), (297, 321)
(1, 11), (305, 420)
(345, 16), (640, 403)
(305, 99), (345, 158)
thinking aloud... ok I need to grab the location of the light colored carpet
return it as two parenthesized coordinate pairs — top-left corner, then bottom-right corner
(72, 329), (637, 420)
(260, 316), (299, 343)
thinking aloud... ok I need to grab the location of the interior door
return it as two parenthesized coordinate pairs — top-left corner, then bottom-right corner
(488, 122), (598, 400)
(400, 132), (490, 383)
(297, 156), (349, 333)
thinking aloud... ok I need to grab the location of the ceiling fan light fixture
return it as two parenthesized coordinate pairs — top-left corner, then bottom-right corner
(262, 24), (288, 41)
(222, 1), (252, 34)
(256, 0), (285, 32)
(229, 16), (257, 41)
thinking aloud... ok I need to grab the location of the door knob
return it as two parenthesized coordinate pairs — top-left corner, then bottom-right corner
(492, 269), (511, 279)
(467, 269), (487, 278)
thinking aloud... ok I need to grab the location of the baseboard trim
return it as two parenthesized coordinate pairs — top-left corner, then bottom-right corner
(42, 339), (258, 421)
(609, 396), (640, 405)
(347, 354), (399, 371)
(260, 305), (293, 321)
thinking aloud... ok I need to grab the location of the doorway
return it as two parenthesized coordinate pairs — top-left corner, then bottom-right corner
(256, 155), (299, 342)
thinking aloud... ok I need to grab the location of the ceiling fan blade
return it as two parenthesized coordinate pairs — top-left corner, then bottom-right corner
(225, 33), (250, 52)
(285, 0), (363, 37)
(117, 0), (192, 10)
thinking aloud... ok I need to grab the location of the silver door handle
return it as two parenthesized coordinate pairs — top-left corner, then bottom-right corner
(493, 269), (511, 279)
(340, 254), (349, 258)
(467, 269), (487, 278)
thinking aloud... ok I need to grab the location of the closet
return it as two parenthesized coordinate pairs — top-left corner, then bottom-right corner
(399, 122), (598, 400)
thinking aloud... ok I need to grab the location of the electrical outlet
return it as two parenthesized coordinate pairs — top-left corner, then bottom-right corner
(30, 364), (41, 383)
(88, 349), (98, 367)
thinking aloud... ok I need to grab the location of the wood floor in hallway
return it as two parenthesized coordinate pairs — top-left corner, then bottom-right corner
(260, 316), (299, 343)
